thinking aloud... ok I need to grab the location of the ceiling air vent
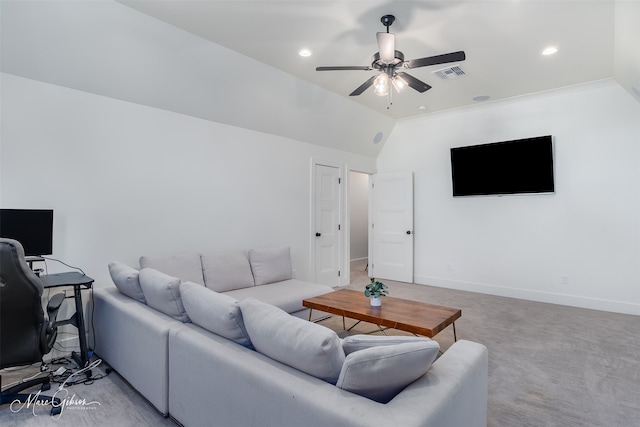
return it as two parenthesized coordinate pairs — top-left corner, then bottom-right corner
(432, 66), (465, 80)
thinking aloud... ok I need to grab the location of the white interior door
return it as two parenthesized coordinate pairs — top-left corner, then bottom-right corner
(314, 164), (341, 286)
(370, 171), (414, 283)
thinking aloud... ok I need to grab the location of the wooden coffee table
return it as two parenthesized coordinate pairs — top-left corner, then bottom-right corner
(303, 289), (461, 340)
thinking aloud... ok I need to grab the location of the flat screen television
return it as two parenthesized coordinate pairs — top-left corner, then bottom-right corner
(450, 135), (554, 197)
(0, 209), (54, 256)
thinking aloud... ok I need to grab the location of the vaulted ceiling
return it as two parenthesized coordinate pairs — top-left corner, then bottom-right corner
(2, 1), (638, 158)
(119, 0), (639, 119)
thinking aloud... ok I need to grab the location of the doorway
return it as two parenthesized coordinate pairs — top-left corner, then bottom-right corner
(349, 171), (370, 285)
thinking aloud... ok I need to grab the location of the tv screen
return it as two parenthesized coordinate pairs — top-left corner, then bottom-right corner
(0, 209), (54, 256)
(450, 135), (554, 197)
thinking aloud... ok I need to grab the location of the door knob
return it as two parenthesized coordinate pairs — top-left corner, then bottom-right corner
(315, 232), (322, 237)
(406, 230), (412, 235)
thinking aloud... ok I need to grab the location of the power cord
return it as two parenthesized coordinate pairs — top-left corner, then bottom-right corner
(55, 358), (102, 390)
(0, 363), (48, 389)
(41, 257), (86, 276)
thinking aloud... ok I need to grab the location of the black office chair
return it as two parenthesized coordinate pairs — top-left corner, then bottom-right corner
(0, 238), (65, 414)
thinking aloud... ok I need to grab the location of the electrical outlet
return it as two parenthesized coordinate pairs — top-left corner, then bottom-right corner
(561, 275), (570, 285)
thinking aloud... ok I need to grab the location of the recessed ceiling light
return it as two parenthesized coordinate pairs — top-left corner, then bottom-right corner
(473, 95), (490, 102)
(542, 46), (558, 56)
(298, 49), (312, 57)
(418, 105), (427, 111)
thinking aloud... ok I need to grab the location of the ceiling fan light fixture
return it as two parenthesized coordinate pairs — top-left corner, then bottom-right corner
(315, 14), (465, 102)
(392, 75), (408, 93)
(373, 73), (389, 96)
(376, 32), (395, 63)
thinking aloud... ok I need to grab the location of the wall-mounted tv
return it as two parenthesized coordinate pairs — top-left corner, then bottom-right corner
(450, 135), (554, 197)
(0, 209), (54, 256)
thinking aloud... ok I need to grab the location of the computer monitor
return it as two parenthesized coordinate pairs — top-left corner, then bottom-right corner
(0, 209), (54, 256)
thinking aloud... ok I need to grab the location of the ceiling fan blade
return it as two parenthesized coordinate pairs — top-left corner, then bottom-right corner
(405, 51), (466, 69)
(396, 72), (432, 93)
(376, 32), (395, 63)
(349, 75), (377, 96)
(316, 66), (371, 71)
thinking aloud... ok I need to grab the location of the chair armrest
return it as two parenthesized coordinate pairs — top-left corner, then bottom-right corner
(47, 292), (65, 324)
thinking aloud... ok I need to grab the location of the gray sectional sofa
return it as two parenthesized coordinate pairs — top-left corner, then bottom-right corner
(93, 247), (489, 426)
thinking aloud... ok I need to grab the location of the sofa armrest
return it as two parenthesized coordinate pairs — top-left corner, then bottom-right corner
(387, 340), (488, 427)
(93, 287), (184, 415)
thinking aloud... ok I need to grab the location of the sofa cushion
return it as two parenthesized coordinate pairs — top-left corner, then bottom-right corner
(224, 279), (332, 314)
(248, 246), (293, 286)
(108, 261), (146, 304)
(180, 281), (252, 348)
(139, 253), (205, 286)
(139, 268), (190, 323)
(240, 298), (345, 384)
(201, 251), (255, 292)
(336, 340), (440, 403)
(342, 334), (435, 355)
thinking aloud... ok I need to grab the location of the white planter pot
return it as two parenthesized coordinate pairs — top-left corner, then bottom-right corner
(370, 296), (382, 307)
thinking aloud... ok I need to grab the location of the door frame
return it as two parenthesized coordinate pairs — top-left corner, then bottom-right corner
(345, 164), (377, 285)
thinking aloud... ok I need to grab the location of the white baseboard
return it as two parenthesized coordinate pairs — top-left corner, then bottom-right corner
(414, 275), (640, 316)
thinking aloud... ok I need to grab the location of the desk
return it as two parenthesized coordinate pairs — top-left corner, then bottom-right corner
(41, 272), (94, 368)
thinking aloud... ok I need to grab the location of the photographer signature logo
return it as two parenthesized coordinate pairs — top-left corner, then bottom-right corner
(10, 386), (100, 419)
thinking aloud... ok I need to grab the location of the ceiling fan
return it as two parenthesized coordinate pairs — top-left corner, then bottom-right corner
(316, 15), (466, 97)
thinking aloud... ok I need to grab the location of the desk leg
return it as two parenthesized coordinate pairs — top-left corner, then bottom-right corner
(71, 284), (89, 369)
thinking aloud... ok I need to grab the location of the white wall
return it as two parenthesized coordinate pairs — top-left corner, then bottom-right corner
(0, 0), (395, 158)
(0, 73), (376, 286)
(377, 80), (640, 315)
(349, 171), (369, 261)
(614, 0), (640, 102)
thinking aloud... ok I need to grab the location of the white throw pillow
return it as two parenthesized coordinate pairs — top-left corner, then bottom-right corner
(248, 247), (293, 286)
(201, 251), (255, 292)
(342, 334), (435, 355)
(240, 298), (345, 384)
(138, 268), (190, 323)
(336, 340), (440, 403)
(180, 281), (252, 348)
(139, 253), (205, 286)
(108, 261), (146, 304)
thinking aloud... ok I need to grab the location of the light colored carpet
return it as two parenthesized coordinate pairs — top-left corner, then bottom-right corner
(0, 359), (176, 426)
(2, 260), (639, 426)
(346, 259), (640, 427)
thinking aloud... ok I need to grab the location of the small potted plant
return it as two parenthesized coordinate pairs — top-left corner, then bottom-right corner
(364, 278), (389, 307)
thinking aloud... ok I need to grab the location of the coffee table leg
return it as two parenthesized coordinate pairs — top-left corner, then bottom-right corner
(376, 325), (388, 336)
(347, 319), (362, 331)
(453, 322), (457, 342)
(308, 309), (313, 321)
